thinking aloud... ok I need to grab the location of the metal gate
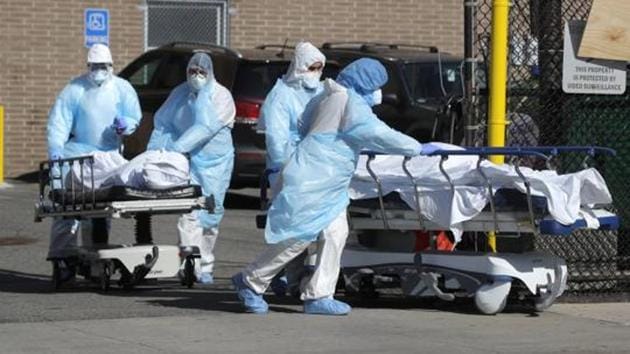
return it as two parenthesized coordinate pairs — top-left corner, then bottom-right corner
(466, 0), (630, 296)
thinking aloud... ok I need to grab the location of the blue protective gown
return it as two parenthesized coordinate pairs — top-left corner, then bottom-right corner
(264, 59), (422, 244)
(47, 75), (142, 158)
(147, 82), (234, 228)
(260, 79), (323, 172)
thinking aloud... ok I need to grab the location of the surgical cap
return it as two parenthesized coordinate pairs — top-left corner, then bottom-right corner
(87, 43), (113, 64)
(187, 52), (214, 80)
(336, 58), (388, 95)
(284, 42), (326, 84)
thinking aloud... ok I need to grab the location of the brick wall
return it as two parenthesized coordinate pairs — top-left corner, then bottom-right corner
(0, 0), (463, 177)
(0, 0), (144, 177)
(229, 0), (464, 55)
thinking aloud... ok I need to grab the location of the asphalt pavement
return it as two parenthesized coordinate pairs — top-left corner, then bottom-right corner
(1, 180), (629, 353)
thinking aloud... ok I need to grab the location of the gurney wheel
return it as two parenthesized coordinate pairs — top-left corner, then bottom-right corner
(100, 262), (112, 292)
(51, 261), (62, 291)
(183, 257), (195, 289)
(473, 279), (511, 315)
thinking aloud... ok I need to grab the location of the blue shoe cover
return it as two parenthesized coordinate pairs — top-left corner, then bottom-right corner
(197, 272), (214, 284)
(304, 297), (351, 315)
(231, 273), (269, 314)
(270, 275), (288, 297)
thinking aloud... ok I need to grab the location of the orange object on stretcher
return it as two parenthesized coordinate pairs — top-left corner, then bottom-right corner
(414, 231), (454, 251)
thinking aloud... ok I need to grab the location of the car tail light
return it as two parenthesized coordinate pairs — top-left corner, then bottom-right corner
(235, 100), (261, 125)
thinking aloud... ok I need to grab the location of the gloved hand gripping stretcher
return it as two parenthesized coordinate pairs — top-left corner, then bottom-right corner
(342, 145), (618, 314)
(35, 152), (214, 291)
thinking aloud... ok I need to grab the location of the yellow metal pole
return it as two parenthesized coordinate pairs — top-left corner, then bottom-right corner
(487, 0), (511, 251)
(0, 105), (4, 185)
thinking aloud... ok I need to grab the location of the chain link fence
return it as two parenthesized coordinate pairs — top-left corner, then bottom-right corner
(470, 0), (630, 296)
(145, 0), (228, 49)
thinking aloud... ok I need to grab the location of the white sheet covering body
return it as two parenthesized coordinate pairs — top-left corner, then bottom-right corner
(349, 143), (612, 241)
(67, 150), (190, 190)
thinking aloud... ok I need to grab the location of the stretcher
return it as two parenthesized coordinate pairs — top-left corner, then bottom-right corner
(35, 155), (214, 291)
(342, 146), (618, 314)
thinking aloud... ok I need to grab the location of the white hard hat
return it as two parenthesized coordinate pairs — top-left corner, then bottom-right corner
(87, 43), (113, 64)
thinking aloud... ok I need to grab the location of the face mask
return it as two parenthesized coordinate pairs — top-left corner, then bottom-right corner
(364, 89), (383, 107)
(89, 67), (112, 86)
(302, 71), (322, 90)
(188, 74), (208, 92)
(372, 89), (383, 106)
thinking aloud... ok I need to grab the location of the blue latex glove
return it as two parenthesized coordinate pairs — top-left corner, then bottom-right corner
(419, 143), (442, 156)
(304, 297), (351, 315)
(112, 117), (128, 135)
(231, 273), (269, 314)
(49, 148), (63, 161)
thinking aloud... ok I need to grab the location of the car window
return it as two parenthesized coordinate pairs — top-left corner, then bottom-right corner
(322, 63), (340, 80)
(153, 54), (192, 90)
(125, 57), (162, 88)
(403, 62), (462, 102)
(232, 62), (289, 98)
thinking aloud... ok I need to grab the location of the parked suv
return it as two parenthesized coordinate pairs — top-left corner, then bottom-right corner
(320, 42), (464, 144)
(118, 42), (339, 186)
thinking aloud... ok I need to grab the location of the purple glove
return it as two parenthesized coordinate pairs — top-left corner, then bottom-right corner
(112, 117), (128, 135)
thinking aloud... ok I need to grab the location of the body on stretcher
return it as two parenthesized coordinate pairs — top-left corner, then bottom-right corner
(342, 146), (618, 314)
(35, 154), (214, 291)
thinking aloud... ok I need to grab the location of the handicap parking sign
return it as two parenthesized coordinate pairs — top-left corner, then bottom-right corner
(84, 8), (109, 48)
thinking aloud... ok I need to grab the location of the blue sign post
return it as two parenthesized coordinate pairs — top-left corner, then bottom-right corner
(84, 8), (109, 48)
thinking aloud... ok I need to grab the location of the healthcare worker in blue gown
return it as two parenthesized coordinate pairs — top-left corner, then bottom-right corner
(147, 52), (235, 284)
(232, 58), (440, 315)
(257, 41), (326, 296)
(46, 43), (142, 281)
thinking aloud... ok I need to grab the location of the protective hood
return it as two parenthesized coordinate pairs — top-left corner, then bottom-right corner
(283, 42), (326, 88)
(87, 43), (113, 64)
(187, 52), (215, 80)
(336, 58), (388, 95)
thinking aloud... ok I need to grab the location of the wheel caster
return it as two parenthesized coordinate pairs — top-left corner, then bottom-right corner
(474, 279), (511, 315)
(183, 257), (195, 289)
(100, 261), (112, 292)
(353, 274), (378, 299)
(51, 260), (62, 291)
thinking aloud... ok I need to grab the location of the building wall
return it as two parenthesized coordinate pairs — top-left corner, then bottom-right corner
(0, 0), (145, 177)
(229, 0), (464, 54)
(0, 0), (463, 177)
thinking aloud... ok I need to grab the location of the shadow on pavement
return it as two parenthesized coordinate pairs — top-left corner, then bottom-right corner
(0, 269), (538, 316)
(0, 269), (55, 294)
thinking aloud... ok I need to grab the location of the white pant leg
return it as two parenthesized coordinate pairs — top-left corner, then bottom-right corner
(178, 213), (203, 275)
(301, 210), (349, 300)
(178, 213), (219, 275)
(242, 238), (311, 294)
(48, 218), (79, 258)
(285, 250), (308, 292)
(200, 227), (219, 274)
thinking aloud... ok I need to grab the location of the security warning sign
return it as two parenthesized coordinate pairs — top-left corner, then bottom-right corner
(562, 20), (627, 95)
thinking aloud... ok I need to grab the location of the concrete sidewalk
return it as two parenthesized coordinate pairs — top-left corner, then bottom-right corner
(1, 302), (629, 354)
(1, 181), (629, 353)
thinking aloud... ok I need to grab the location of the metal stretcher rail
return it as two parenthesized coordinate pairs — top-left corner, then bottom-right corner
(356, 146), (617, 236)
(35, 155), (213, 222)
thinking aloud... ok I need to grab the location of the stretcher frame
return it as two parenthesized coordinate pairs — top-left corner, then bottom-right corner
(34, 154), (212, 291)
(349, 146), (618, 238)
(342, 146), (618, 314)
